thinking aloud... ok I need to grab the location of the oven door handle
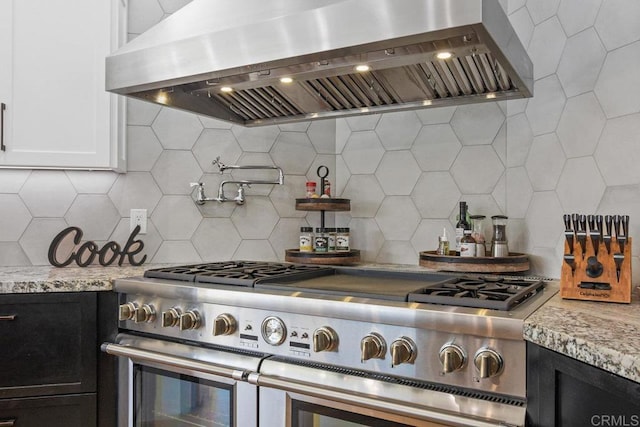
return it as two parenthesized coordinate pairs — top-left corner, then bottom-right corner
(249, 373), (521, 427)
(101, 342), (248, 381)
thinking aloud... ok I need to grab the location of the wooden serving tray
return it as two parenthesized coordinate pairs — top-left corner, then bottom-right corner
(295, 198), (351, 211)
(419, 251), (529, 273)
(285, 249), (360, 265)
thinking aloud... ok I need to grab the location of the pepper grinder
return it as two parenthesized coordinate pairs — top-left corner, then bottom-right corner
(490, 215), (509, 257)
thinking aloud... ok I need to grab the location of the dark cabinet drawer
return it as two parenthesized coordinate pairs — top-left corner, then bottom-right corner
(0, 293), (97, 399)
(0, 394), (96, 427)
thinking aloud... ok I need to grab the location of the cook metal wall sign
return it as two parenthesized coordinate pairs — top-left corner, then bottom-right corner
(48, 225), (146, 267)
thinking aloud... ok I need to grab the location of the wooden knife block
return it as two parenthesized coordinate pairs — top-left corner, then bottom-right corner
(560, 237), (632, 303)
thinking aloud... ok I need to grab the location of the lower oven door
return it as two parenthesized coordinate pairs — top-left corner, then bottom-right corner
(254, 358), (526, 427)
(102, 333), (261, 427)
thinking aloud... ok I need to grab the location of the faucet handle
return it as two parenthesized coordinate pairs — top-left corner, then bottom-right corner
(212, 156), (225, 173)
(190, 182), (203, 188)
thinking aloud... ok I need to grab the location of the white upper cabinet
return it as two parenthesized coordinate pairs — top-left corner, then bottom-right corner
(0, 0), (127, 171)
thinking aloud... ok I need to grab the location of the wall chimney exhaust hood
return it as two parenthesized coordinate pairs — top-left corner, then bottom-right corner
(106, 0), (533, 127)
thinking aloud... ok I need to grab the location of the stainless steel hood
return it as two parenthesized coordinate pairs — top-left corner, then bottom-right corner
(106, 0), (533, 127)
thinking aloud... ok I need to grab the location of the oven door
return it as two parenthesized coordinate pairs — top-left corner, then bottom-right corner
(254, 358), (526, 427)
(102, 334), (261, 427)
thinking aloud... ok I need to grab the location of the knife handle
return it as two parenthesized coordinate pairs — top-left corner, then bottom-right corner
(564, 230), (575, 254)
(572, 213), (580, 233)
(613, 215), (621, 238)
(563, 214), (572, 231)
(579, 215), (587, 232)
(563, 254), (576, 275)
(595, 215), (603, 237)
(589, 231), (600, 257)
(587, 215), (595, 231)
(605, 215), (613, 236)
(622, 215), (629, 237)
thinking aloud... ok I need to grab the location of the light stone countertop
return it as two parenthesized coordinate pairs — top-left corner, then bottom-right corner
(0, 265), (151, 294)
(523, 288), (640, 384)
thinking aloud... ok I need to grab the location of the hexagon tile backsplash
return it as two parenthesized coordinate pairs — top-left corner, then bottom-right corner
(1, 0), (640, 284)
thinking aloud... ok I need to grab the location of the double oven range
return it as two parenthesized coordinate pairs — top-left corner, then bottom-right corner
(102, 261), (557, 427)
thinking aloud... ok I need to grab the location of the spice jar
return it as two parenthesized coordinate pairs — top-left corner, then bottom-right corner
(314, 228), (328, 252)
(299, 227), (313, 252)
(306, 181), (317, 198)
(327, 227), (337, 252)
(336, 228), (350, 252)
(321, 180), (331, 198)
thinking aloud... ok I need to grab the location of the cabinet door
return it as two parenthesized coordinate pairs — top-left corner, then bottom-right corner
(0, 0), (11, 155)
(0, 292), (97, 399)
(527, 342), (640, 427)
(0, 394), (96, 427)
(0, 0), (126, 170)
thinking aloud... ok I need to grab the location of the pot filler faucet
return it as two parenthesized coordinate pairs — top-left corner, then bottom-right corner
(190, 157), (284, 205)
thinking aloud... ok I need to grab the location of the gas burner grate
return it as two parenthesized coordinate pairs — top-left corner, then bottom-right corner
(144, 261), (334, 286)
(408, 277), (545, 311)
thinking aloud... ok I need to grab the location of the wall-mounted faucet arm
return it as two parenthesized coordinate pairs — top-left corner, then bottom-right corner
(192, 158), (285, 206)
(212, 157), (284, 185)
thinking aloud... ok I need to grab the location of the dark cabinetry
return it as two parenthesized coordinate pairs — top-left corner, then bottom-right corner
(0, 292), (117, 427)
(527, 342), (640, 427)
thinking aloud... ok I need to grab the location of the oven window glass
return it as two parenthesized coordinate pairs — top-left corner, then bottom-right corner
(292, 400), (411, 427)
(134, 365), (233, 427)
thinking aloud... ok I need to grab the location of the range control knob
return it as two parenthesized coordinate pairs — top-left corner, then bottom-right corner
(313, 327), (338, 352)
(135, 304), (156, 323)
(439, 343), (466, 373)
(360, 333), (386, 362)
(213, 313), (236, 336)
(179, 310), (201, 331)
(390, 337), (417, 367)
(162, 308), (182, 328)
(118, 302), (138, 321)
(474, 348), (503, 379)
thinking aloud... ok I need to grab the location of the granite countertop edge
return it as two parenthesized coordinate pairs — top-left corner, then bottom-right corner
(0, 265), (153, 294)
(523, 291), (640, 384)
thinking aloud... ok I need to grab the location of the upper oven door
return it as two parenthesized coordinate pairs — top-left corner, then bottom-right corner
(102, 334), (263, 427)
(254, 358), (526, 427)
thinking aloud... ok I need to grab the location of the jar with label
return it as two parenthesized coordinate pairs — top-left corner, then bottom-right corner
(299, 227), (313, 252)
(314, 228), (329, 252)
(306, 182), (317, 198)
(327, 228), (337, 251)
(321, 180), (331, 198)
(460, 229), (476, 257)
(336, 228), (350, 252)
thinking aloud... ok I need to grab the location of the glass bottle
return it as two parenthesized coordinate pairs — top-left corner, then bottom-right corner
(460, 229), (476, 258)
(470, 215), (486, 257)
(455, 201), (470, 255)
(436, 228), (450, 256)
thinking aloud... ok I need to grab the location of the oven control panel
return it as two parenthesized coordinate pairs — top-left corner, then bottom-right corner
(117, 296), (524, 397)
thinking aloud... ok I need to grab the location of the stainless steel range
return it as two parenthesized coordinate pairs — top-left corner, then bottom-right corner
(102, 261), (557, 427)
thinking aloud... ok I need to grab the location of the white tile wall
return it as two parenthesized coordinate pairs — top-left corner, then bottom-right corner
(1, 0), (639, 283)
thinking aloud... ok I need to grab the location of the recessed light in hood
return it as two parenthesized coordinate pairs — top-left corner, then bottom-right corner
(106, 0), (532, 127)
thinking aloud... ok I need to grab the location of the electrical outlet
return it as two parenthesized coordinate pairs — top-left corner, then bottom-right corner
(130, 209), (147, 234)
